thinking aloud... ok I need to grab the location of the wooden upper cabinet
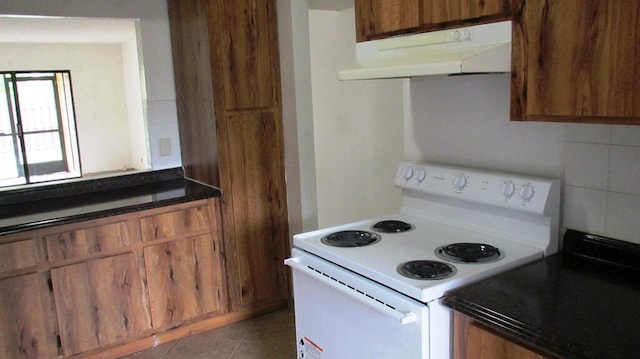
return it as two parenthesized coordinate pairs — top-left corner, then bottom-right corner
(424, 0), (512, 25)
(356, 0), (421, 42)
(512, 0), (640, 124)
(355, 0), (513, 42)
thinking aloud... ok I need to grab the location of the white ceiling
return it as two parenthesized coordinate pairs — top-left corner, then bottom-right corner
(308, 0), (354, 11)
(0, 16), (136, 44)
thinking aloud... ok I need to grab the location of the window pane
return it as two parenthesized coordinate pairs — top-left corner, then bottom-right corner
(0, 75), (13, 135)
(23, 132), (63, 163)
(16, 78), (60, 132)
(0, 135), (26, 186)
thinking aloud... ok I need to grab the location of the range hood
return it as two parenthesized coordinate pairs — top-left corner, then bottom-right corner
(338, 21), (512, 80)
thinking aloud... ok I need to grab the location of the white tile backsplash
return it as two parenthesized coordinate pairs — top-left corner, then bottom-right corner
(409, 76), (640, 245)
(565, 123), (611, 144)
(611, 126), (640, 146)
(606, 193), (640, 244)
(563, 142), (609, 190)
(608, 146), (640, 195)
(563, 185), (608, 235)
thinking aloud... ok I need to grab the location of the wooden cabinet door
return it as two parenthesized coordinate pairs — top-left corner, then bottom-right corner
(223, 112), (289, 309)
(143, 235), (225, 328)
(50, 252), (151, 356)
(424, 0), (512, 25)
(0, 274), (59, 359)
(212, 0), (278, 111)
(462, 322), (550, 359)
(355, 0), (421, 42)
(512, 0), (640, 124)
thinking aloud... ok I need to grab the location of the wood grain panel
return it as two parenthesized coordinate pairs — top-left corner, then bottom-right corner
(144, 235), (224, 328)
(225, 112), (289, 307)
(214, 0), (276, 110)
(0, 274), (59, 359)
(168, 0), (220, 186)
(0, 239), (38, 273)
(355, 0), (421, 42)
(465, 322), (550, 359)
(140, 204), (211, 242)
(512, 0), (640, 123)
(45, 220), (140, 262)
(51, 253), (151, 356)
(425, 0), (511, 24)
(453, 312), (557, 359)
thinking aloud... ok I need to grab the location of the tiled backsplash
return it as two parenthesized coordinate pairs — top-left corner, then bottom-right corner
(563, 125), (640, 244)
(409, 75), (640, 246)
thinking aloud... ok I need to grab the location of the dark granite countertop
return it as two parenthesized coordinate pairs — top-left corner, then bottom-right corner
(0, 168), (221, 236)
(443, 230), (640, 359)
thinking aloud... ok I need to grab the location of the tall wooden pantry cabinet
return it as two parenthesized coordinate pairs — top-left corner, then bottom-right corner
(168, 0), (290, 313)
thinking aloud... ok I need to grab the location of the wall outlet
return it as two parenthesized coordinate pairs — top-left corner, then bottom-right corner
(159, 138), (172, 157)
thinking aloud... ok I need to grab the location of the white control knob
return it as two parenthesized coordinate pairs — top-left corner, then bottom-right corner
(403, 166), (414, 181)
(501, 181), (516, 198)
(452, 174), (467, 191)
(416, 169), (427, 183)
(519, 183), (535, 201)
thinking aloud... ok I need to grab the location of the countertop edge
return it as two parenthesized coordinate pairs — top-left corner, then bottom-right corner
(0, 178), (221, 236)
(443, 294), (606, 359)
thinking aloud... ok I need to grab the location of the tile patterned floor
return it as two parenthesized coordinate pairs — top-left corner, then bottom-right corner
(121, 309), (296, 359)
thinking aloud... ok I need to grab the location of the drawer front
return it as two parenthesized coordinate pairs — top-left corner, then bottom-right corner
(46, 220), (141, 262)
(140, 205), (212, 242)
(0, 239), (40, 274)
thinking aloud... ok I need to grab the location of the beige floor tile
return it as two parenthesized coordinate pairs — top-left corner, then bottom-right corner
(165, 339), (241, 359)
(120, 341), (177, 359)
(118, 309), (294, 359)
(230, 337), (297, 359)
(244, 310), (296, 342)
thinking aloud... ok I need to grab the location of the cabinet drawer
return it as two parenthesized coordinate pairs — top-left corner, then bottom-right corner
(0, 239), (41, 274)
(45, 220), (141, 262)
(140, 204), (212, 242)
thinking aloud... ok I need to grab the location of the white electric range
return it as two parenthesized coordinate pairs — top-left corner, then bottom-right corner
(286, 161), (560, 359)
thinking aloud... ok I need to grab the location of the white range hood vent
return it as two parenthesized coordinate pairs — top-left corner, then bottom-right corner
(339, 21), (512, 81)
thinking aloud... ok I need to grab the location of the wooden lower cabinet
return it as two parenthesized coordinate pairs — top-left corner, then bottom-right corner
(0, 273), (58, 359)
(0, 198), (236, 358)
(144, 235), (224, 328)
(453, 312), (559, 359)
(50, 252), (151, 356)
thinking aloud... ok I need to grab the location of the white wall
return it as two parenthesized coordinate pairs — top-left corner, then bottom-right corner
(0, 43), (138, 174)
(309, 8), (404, 227)
(409, 75), (640, 245)
(0, 0), (182, 170)
(277, 0), (317, 235)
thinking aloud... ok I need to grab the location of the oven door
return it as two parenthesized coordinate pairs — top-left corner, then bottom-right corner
(286, 248), (429, 359)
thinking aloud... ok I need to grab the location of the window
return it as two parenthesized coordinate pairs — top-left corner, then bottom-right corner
(0, 71), (81, 187)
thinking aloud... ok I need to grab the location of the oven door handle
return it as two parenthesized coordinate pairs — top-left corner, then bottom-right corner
(285, 257), (418, 325)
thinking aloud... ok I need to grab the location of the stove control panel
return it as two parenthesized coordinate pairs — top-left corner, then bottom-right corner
(395, 161), (560, 215)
